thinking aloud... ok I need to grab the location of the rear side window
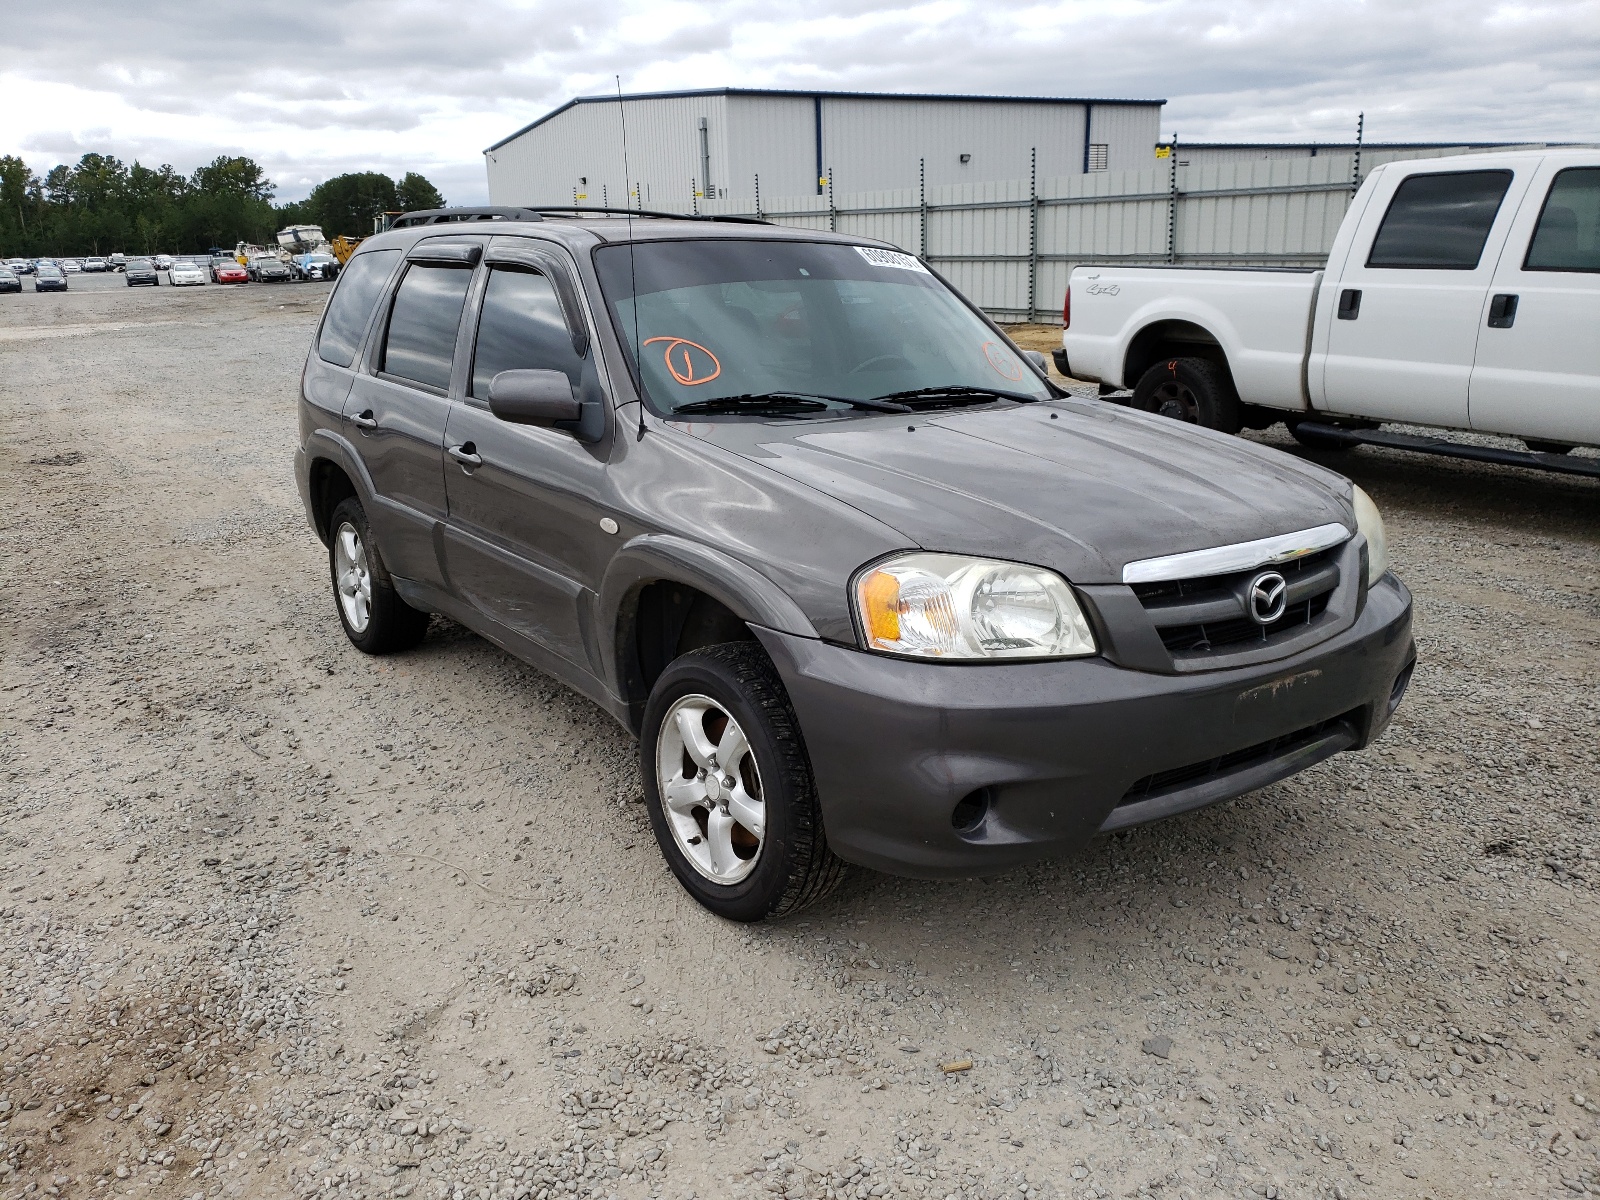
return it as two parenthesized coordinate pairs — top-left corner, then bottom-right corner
(317, 250), (400, 367)
(1366, 170), (1513, 270)
(470, 267), (585, 399)
(1524, 167), (1600, 273)
(380, 264), (473, 391)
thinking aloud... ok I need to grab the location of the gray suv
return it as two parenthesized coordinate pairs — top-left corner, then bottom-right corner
(294, 206), (1415, 921)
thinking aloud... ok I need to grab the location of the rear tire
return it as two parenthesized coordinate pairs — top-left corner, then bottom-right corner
(641, 643), (848, 921)
(327, 497), (429, 654)
(1132, 357), (1241, 433)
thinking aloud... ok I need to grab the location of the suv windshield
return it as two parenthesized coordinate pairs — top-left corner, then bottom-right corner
(594, 239), (1048, 415)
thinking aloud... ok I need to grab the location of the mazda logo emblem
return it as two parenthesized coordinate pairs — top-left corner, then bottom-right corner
(1247, 571), (1289, 625)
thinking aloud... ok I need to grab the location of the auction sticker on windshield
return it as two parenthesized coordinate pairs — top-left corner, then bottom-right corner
(855, 246), (928, 273)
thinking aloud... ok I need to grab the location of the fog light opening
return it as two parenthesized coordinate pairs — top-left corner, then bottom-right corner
(951, 788), (992, 834)
(1387, 661), (1415, 715)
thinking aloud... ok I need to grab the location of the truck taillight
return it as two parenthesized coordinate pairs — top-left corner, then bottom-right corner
(1063, 286), (1071, 329)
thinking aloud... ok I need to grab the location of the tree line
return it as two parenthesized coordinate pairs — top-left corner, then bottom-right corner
(0, 153), (446, 258)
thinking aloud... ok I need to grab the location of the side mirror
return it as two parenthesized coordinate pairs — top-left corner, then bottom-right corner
(488, 369), (581, 425)
(1024, 350), (1049, 375)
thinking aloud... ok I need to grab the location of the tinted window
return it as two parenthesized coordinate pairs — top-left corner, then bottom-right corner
(381, 264), (473, 391)
(1525, 167), (1600, 273)
(1366, 170), (1512, 270)
(470, 268), (584, 399)
(317, 249), (400, 367)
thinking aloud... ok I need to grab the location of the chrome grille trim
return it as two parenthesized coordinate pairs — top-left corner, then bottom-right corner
(1121, 522), (1351, 585)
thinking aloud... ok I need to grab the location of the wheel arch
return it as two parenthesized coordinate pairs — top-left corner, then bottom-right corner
(600, 535), (818, 734)
(1121, 319), (1231, 392)
(304, 430), (381, 547)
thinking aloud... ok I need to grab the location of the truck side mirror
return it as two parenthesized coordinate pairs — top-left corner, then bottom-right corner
(488, 369), (582, 426)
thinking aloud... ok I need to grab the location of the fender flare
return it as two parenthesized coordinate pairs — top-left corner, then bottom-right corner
(598, 534), (819, 726)
(303, 427), (381, 543)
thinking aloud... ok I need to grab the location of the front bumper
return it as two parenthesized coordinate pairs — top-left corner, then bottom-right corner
(755, 573), (1413, 879)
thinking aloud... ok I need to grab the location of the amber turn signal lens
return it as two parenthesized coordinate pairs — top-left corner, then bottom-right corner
(860, 569), (901, 644)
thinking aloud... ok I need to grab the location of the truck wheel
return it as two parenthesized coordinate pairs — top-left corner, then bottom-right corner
(641, 642), (848, 922)
(327, 497), (429, 654)
(1132, 358), (1241, 433)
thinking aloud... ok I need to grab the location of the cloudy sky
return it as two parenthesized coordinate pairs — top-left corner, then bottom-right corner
(3, 0), (1596, 205)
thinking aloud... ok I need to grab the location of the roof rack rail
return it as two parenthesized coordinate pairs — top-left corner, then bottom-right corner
(390, 206), (547, 228)
(529, 206), (770, 225)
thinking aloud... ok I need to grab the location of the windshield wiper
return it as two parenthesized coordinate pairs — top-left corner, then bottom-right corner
(872, 384), (1039, 407)
(672, 391), (912, 416)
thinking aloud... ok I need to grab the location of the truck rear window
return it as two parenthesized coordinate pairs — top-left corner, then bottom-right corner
(1366, 170), (1512, 270)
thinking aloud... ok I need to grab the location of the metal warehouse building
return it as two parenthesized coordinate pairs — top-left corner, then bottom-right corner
(484, 88), (1164, 212)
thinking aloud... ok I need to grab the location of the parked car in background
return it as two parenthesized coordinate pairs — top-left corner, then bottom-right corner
(153, 254), (175, 270)
(0, 266), (20, 294)
(34, 263), (67, 291)
(124, 258), (160, 286)
(211, 258), (248, 284)
(295, 211), (1414, 920)
(6, 258), (33, 275)
(108, 253), (127, 272)
(291, 252), (340, 281)
(1060, 148), (1600, 462)
(83, 257), (108, 273)
(61, 259), (82, 273)
(247, 254), (292, 283)
(168, 260), (205, 286)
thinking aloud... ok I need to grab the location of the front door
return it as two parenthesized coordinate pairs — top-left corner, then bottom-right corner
(441, 252), (610, 671)
(1469, 162), (1600, 445)
(1318, 166), (1526, 428)
(345, 259), (475, 588)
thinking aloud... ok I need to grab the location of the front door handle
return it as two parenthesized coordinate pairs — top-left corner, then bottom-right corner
(351, 409), (378, 429)
(448, 443), (482, 468)
(1487, 293), (1519, 328)
(1336, 289), (1362, 320)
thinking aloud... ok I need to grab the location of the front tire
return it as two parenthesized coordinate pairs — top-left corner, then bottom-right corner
(641, 643), (847, 921)
(1132, 357), (1241, 433)
(327, 497), (429, 654)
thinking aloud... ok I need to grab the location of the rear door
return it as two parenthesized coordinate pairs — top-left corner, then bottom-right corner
(1318, 164), (1528, 427)
(1468, 161), (1600, 444)
(440, 240), (612, 672)
(344, 240), (480, 588)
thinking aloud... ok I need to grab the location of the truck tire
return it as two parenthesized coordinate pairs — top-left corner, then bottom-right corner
(641, 642), (848, 922)
(1132, 358), (1241, 434)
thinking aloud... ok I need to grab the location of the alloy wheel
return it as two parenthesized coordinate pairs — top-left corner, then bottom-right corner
(1150, 379), (1199, 423)
(655, 694), (766, 884)
(333, 520), (373, 633)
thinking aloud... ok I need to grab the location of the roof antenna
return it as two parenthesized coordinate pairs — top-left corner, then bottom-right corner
(618, 76), (646, 441)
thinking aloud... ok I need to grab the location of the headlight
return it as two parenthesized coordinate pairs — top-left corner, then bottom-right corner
(853, 553), (1097, 660)
(1352, 485), (1388, 586)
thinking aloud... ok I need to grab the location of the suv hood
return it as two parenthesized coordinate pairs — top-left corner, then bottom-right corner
(681, 399), (1353, 584)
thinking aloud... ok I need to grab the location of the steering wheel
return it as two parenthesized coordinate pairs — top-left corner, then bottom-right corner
(847, 354), (914, 376)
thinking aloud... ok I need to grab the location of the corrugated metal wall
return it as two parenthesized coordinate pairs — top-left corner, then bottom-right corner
(487, 94), (1162, 212)
(703, 146), (1554, 320)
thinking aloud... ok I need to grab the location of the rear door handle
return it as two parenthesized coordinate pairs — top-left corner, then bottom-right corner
(351, 410), (378, 429)
(1336, 289), (1362, 320)
(448, 443), (482, 468)
(1487, 293), (1519, 328)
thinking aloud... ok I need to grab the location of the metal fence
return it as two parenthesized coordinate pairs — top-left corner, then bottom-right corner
(701, 144), (1549, 320)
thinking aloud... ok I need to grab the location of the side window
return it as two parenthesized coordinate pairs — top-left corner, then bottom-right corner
(1524, 167), (1600, 273)
(470, 267), (585, 399)
(1366, 170), (1513, 270)
(317, 249), (400, 367)
(380, 264), (473, 391)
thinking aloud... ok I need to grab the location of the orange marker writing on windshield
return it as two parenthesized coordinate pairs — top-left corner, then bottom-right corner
(644, 336), (722, 386)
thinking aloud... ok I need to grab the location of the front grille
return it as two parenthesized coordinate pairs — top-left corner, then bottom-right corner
(1129, 546), (1341, 658)
(1118, 710), (1359, 806)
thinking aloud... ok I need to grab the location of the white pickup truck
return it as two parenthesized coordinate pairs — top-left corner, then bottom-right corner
(1058, 148), (1600, 464)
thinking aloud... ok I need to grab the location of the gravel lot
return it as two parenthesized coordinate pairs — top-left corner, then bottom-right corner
(3, 274), (1600, 1200)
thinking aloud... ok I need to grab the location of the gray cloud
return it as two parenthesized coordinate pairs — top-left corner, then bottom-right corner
(2, 0), (1595, 206)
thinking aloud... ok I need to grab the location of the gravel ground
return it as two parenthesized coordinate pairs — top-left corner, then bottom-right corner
(3, 276), (1600, 1200)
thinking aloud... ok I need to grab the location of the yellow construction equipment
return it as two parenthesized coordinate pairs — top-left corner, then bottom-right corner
(330, 236), (363, 265)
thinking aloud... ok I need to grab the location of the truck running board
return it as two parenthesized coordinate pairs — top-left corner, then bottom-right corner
(1293, 422), (1600, 480)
